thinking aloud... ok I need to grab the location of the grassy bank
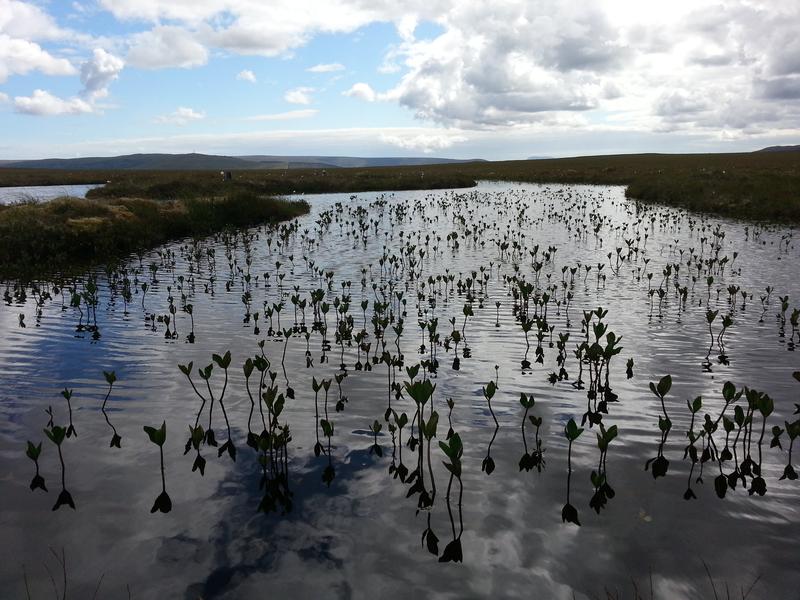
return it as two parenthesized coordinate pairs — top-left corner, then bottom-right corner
(2, 150), (799, 223)
(76, 168), (475, 200)
(0, 193), (309, 278)
(0, 168), (113, 187)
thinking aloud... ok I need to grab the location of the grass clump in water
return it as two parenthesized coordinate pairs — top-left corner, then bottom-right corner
(0, 192), (309, 278)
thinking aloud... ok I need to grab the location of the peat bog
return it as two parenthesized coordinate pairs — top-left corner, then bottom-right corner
(1, 181), (799, 599)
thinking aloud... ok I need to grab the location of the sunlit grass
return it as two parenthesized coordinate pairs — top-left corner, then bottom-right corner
(0, 193), (309, 277)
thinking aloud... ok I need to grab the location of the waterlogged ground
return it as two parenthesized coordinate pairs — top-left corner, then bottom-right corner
(0, 183), (103, 204)
(1, 182), (799, 599)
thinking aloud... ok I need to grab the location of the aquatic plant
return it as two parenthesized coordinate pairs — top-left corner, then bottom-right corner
(44, 424), (74, 511)
(562, 418), (583, 526)
(25, 440), (47, 492)
(101, 370), (121, 448)
(143, 421), (171, 513)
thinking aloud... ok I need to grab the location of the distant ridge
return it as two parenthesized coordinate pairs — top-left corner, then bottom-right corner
(755, 145), (800, 153)
(0, 153), (485, 171)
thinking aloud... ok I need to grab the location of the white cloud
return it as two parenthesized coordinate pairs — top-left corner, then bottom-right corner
(6, 47), (122, 117)
(127, 26), (208, 69)
(236, 69), (256, 83)
(381, 131), (467, 153)
(86, 0), (800, 138)
(307, 62), (344, 73)
(284, 86), (314, 105)
(0, 91), (8, 103)
(244, 109), (318, 121)
(80, 48), (124, 99)
(154, 106), (205, 125)
(343, 82), (377, 102)
(0, 34), (76, 82)
(0, 0), (67, 41)
(13, 89), (93, 116)
(2, 0), (800, 147)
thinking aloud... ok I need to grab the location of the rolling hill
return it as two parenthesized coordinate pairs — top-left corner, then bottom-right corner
(1, 153), (484, 171)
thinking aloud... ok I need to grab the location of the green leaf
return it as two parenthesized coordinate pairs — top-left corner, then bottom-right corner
(656, 374), (672, 398)
(565, 418), (583, 441)
(734, 405), (745, 427)
(44, 426), (66, 446)
(243, 358), (254, 378)
(144, 421), (166, 446)
(424, 411), (439, 440)
(722, 415), (735, 433)
(758, 395), (774, 417)
(722, 381), (736, 402)
(103, 370), (117, 385)
(25, 441), (42, 460)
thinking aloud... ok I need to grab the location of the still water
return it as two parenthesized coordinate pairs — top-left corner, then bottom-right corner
(0, 184), (103, 205)
(0, 182), (798, 599)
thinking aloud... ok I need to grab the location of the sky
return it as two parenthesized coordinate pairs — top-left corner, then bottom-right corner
(0, 0), (798, 160)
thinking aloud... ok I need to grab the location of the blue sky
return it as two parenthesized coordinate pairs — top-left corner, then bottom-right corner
(0, 0), (798, 160)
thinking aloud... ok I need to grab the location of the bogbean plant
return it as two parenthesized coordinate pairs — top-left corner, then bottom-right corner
(643, 374), (800, 500)
(143, 422), (171, 513)
(13, 184), (800, 564)
(179, 350), (235, 476)
(518, 393), (545, 472)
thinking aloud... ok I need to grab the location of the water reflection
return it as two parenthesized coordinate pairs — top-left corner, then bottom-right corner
(0, 183), (103, 205)
(1, 182), (799, 598)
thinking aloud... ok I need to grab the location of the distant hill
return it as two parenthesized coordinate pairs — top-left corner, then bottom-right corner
(1, 153), (485, 171)
(237, 155), (484, 168)
(755, 145), (800, 153)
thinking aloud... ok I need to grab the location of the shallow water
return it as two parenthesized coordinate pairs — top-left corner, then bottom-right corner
(1, 182), (799, 599)
(0, 183), (104, 204)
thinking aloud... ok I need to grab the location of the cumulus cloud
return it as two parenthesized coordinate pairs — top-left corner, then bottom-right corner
(127, 26), (208, 69)
(154, 106), (205, 125)
(13, 89), (93, 116)
(0, 35), (76, 82)
(80, 48), (124, 99)
(244, 109), (318, 121)
(0, 0), (67, 41)
(84, 0), (800, 137)
(0, 91), (8, 103)
(236, 69), (256, 83)
(3, 0), (800, 146)
(284, 86), (314, 105)
(343, 82), (378, 102)
(307, 62), (344, 73)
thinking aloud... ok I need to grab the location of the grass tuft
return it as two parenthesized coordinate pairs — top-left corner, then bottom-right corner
(0, 193), (309, 278)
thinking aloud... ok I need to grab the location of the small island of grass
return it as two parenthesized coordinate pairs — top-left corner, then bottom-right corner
(0, 192), (309, 278)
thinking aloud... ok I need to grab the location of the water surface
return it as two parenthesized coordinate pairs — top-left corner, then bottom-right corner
(0, 183), (104, 204)
(1, 182), (798, 599)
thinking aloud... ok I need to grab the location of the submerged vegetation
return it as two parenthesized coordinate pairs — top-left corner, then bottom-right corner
(2, 150), (798, 223)
(4, 178), (799, 597)
(1, 151), (796, 277)
(0, 193), (309, 277)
